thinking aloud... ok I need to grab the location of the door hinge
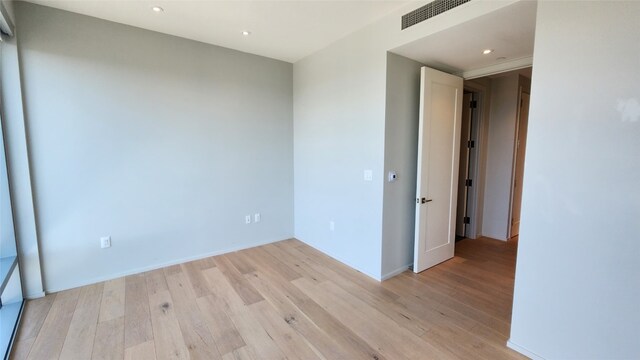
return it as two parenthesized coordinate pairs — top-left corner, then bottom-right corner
(463, 217), (470, 224)
(467, 140), (475, 148)
(470, 100), (477, 109)
(465, 179), (472, 187)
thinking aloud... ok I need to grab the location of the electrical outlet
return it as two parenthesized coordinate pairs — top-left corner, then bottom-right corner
(254, 213), (261, 223)
(364, 169), (373, 181)
(329, 221), (335, 231)
(388, 171), (398, 182)
(100, 236), (111, 249)
(245, 215), (251, 224)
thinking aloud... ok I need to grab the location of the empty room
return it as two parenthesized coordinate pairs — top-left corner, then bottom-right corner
(0, 0), (638, 359)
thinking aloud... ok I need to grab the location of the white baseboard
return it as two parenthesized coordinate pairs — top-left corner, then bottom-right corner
(480, 234), (508, 242)
(380, 263), (412, 281)
(24, 291), (46, 300)
(507, 339), (545, 360)
(44, 237), (284, 294)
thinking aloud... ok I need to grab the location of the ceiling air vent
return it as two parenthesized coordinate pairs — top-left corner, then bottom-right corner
(402, 0), (471, 30)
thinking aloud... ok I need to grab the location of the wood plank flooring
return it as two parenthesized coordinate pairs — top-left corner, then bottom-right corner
(10, 237), (526, 360)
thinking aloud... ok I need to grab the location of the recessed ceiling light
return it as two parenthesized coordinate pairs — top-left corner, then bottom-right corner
(482, 49), (494, 55)
(242, 31), (251, 36)
(151, 6), (164, 12)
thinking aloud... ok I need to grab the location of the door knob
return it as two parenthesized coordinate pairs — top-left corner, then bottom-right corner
(416, 197), (433, 204)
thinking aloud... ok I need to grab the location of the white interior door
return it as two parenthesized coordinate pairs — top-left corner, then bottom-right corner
(413, 67), (463, 273)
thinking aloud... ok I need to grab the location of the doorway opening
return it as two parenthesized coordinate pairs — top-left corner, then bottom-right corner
(410, 65), (533, 274)
(407, 65), (533, 358)
(455, 68), (533, 243)
(382, 1), (536, 356)
(380, 0), (536, 281)
(386, 0), (537, 276)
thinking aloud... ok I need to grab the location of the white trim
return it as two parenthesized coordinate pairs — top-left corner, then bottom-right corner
(458, 56), (533, 80)
(507, 340), (545, 360)
(381, 263), (412, 280)
(24, 291), (46, 300)
(44, 237), (284, 294)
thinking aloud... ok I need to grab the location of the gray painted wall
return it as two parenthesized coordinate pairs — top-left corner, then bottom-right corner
(15, 2), (293, 292)
(482, 73), (519, 240)
(509, 1), (640, 358)
(381, 52), (423, 278)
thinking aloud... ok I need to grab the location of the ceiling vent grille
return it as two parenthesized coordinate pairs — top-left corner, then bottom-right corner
(402, 0), (471, 30)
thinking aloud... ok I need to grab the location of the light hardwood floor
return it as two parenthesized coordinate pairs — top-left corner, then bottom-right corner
(10, 237), (526, 360)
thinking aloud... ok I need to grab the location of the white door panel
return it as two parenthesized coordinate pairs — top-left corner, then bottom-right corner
(414, 67), (463, 273)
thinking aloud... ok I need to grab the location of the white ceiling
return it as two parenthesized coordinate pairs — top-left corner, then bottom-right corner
(391, 0), (537, 76)
(25, 0), (410, 63)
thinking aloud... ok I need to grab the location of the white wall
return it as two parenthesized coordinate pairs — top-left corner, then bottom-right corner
(293, 24), (387, 279)
(482, 73), (519, 240)
(15, 2), (293, 292)
(510, 1), (640, 359)
(294, 0), (517, 279)
(381, 52), (423, 278)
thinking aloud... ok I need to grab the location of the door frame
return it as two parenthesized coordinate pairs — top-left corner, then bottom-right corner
(459, 80), (490, 240)
(507, 83), (531, 238)
(455, 92), (474, 239)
